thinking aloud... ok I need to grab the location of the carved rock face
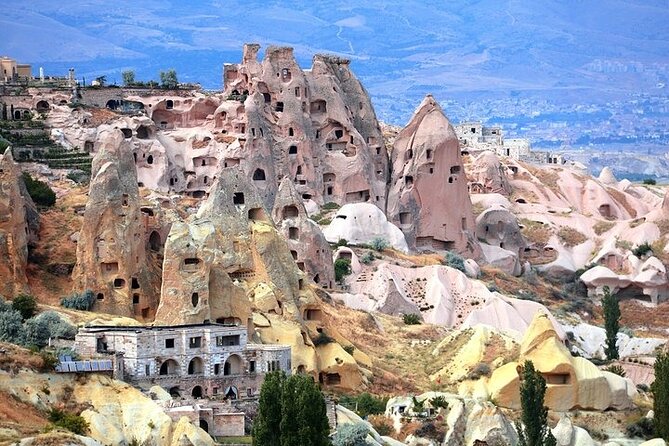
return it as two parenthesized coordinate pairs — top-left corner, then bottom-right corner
(387, 95), (479, 256)
(71, 128), (159, 320)
(0, 148), (33, 297)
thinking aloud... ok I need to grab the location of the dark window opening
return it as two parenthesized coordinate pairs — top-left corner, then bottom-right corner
(335, 129), (343, 139)
(165, 338), (175, 348)
(289, 227), (299, 240)
(131, 277), (140, 289)
(189, 337), (202, 348)
(113, 278), (125, 288)
(253, 168), (266, 180)
(289, 127), (294, 136)
(97, 293), (104, 300)
(166, 100), (174, 109)
(132, 294), (140, 304)
(288, 145), (298, 155)
(233, 192), (245, 204)
(275, 102), (284, 112)
(450, 165), (461, 174)
(290, 250), (298, 260)
(405, 175), (413, 186)
(121, 128), (132, 138)
(192, 292), (199, 307)
(147, 155), (154, 165)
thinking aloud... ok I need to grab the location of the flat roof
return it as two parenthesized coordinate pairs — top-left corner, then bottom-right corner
(80, 322), (246, 332)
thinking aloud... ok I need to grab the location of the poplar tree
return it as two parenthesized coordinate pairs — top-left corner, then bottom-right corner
(253, 371), (285, 446)
(517, 360), (557, 446)
(654, 351), (669, 441)
(602, 286), (621, 360)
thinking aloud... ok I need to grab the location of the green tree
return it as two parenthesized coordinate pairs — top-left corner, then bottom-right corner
(253, 371), (285, 446)
(254, 372), (330, 446)
(354, 393), (386, 418)
(0, 309), (25, 344)
(12, 294), (37, 320)
(602, 286), (621, 360)
(122, 70), (136, 86)
(159, 69), (178, 89)
(654, 351), (669, 441)
(334, 258), (352, 282)
(22, 173), (56, 207)
(517, 360), (557, 446)
(94, 75), (107, 87)
(332, 423), (369, 446)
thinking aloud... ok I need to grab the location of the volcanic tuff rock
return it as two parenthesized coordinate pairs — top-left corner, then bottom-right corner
(485, 313), (637, 411)
(153, 167), (362, 388)
(271, 177), (335, 289)
(387, 95), (479, 256)
(467, 151), (512, 195)
(222, 44), (388, 209)
(71, 127), (160, 320)
(0, 148), (34, 297)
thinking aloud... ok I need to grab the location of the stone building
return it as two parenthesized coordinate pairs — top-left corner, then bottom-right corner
(0, 57), (32, 83)
(74, 323), (291, 400)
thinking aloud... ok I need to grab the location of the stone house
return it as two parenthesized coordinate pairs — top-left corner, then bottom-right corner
(74, 323), (291, 400)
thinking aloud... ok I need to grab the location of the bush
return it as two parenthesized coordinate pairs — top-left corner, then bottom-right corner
(644, 178), (657, 185)
(312, 331), (335, 346)
(403, 313), (421, 325)
(66, 170), (90, 184)
(22, 172), (56, 207)
(61, 290), (95, 311)
(414, 421), (445, 442)
(633, 242), (653, 258)
(335, 238), (349, 247)
(24, 311), (77, 347)
(12, 294), (37, 320)
(0, 309), (26, 344)
(359, 252), (375, 264)
(604, 364), (626, 377)
(323, 202), (340, 210)
(335, 258), (352, 282)
(343, 345), (356, 355)
(444, 251), (466, 273)
(48, 408), (89, 435)
(332, 423), (369, 446)
(626, 416), (654, 439)
(429, 395), (448, 409)
(370, 237), (389, 252)
(467, 362), (492, 380)
(368, 414), (392, 436)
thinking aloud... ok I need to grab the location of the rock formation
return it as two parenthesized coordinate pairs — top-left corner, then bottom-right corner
(221, 44), (388, 209)
(476, 205), (525, 275)
(271, 177), (335, 289)
(323, 203), (409, 252)
(0, 148), (34, 297)
(387, 95), (478, 255)
(485, 313), (637, 411)
(154, 167), (362, 389)
(72, 128), (160, 320)
(467, 151), (512, 195)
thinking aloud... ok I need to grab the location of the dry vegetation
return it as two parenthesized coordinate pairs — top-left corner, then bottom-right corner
(557, 227), (588, 247)
(519, 218), (552, 245)
(607, 187), (638, 218)
(593, 220), (615, 235)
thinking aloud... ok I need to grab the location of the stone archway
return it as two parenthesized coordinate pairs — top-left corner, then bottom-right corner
(188, 357), (204, 375)
(224, 354), (242, 376)
(159, 359), (179, 375)
(192, 385), (203, 398)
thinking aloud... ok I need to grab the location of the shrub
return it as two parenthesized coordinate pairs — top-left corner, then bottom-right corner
(61, 290), (95, 311)
(12, 294), (37, 320)
(356, 393), (387, 418)
(626, 416), (654, 439)
(643, 178), (657, 185)
(414, 421), (445, 442)
(368, 414), (392, 436)
(444, 251), (466, 273)
(343, 345), (356, 355)
(323, 202), (340, 210)
(429, 395), (448, 409)
(467, 362), (492, 380)
(312, 331), (335, 346)
(66, 170), (90, 184)
(370, 237), (389, 252)
(557, 227), (588, 247)
(403, 313), (421, 325)
(40, 351), (59, 372)
(335, 258), (352, 282)
(48, 408), (89, 435)
(359, 252), (375, 264)
(24, 311), (77, 347)
(332, 423), (369, 446)
(335, 238), (349, 247)
(633, 242), (653, 258)
(0, 309), (25, 344)
(22, 172), (56, 207)
(604, 364), (626, 377)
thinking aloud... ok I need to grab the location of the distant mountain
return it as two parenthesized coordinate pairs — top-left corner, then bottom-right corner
(2, 0), (669, 151)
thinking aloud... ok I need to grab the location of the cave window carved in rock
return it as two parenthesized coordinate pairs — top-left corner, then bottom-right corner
(282, 205), (299, 219)
(288, 145), (298, 155)
(192, 292), (199, 307)
(289, 227), (299, 240)
(233, 192), (245, 205)
(113, 278), (126, 288)
(253, 168), (266, 181)
(166, 100), (174, 110)
(275, 102), (284, 113)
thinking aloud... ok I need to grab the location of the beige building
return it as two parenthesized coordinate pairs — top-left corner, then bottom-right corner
(0, 57), (32, 82)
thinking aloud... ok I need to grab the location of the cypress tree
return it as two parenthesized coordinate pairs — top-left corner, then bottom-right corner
(653, 351), (669, 441)
(280, 375), (301, 446)
(253, 371), (285, 446)
(602, 286), (621, 360)
(296, 376), (330, 446)
(517, 360), (557, 446)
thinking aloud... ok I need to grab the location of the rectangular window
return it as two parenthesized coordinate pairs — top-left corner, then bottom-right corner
(145, 364), (150, 376)
(189, 336), (202, 348)
(250, 360), (256, 373)
(247, 388), (253, 397)
(214, 364), (220, 375)
(165, 338), (175, 348)
(216, 335), (241, 346)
